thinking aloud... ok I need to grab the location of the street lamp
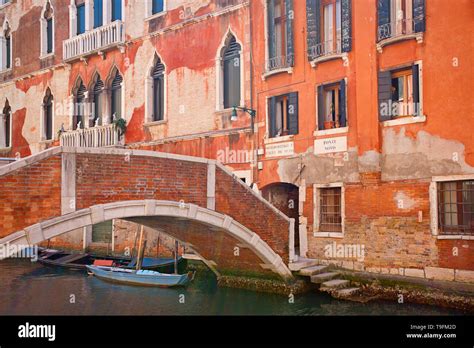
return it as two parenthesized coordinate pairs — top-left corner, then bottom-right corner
(231, 105), (256, 124)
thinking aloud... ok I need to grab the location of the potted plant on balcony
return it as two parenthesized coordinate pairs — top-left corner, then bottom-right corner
(112, 114), (127, 138)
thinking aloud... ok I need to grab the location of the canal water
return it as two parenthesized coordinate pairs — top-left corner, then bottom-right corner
(0, 259), (462, 315)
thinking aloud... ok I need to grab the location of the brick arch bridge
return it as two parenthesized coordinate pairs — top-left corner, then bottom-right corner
(0, 147), (294, 280)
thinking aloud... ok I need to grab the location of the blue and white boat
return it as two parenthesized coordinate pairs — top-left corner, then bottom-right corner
(86, 265), (194, 287)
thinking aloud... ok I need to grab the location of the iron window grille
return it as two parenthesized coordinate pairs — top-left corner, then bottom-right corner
(319, 187), (342, 232)
(437, 180), (474, 236)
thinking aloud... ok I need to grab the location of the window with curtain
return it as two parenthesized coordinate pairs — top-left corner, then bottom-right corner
(222, 36), (241, 109)
(151, 58), (165, 122)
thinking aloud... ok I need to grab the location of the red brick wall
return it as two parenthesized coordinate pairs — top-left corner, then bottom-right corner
(215, 168), (289, 261)
(75, 154), (208, 209)
(0, 155), (62, 238)
(307, 180), (474, 271)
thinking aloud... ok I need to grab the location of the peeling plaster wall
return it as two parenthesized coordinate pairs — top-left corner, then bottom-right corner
(0, 1), (251, 160)
(382, 128), (474, 181)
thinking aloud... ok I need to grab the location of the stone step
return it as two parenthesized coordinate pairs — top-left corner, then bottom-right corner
(334, 287), (360, 297)
(289, 258), (320, 272)
(310, 272), (340, 284)
(320, 279), (350, 289)
(298, 265), (329, 276)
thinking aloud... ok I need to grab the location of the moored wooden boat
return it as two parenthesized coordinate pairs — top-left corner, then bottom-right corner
(86, 265), (195, 287)
(37, 248), (184, 272)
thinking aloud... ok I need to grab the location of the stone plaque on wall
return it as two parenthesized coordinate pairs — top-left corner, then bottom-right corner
(265, 142), (294, 158)
(314, 136), (347, 155)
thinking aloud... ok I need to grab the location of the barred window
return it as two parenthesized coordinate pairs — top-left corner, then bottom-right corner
(438, 181), (474, 235)
(319, 187), (342, 232)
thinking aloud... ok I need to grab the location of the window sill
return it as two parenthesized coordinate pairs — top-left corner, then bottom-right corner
(261, 67), (293, 80)
(40, 53), (55, 60)
(381, 115), (426, 127)
(143, 120), (167, 127)
(0, 146), (12, 153)
(145, 11), (167, 22)
(436, 235), (474, 240)
(0, 67), (12, 74)
(313, 126), (348, 137)
(313, 232), (344, 238)
(264, 134), (294, 144)
(310, 52), (348, 68)
(39, 139), (55, 144)
(376, 32), (424, 53)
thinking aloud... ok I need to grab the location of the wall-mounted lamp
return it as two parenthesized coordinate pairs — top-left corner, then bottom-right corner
(231, 105), (256, 123)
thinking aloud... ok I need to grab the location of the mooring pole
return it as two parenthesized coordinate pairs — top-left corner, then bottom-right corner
(174, 240), (179, 274)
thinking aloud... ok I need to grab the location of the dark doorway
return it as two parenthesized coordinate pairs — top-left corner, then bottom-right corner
(262, 182), (300, 251)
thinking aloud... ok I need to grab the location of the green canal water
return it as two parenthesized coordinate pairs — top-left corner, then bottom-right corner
(0, 259), (463, 315)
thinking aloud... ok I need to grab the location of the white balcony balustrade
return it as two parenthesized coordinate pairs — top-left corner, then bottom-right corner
(63, 20), (125, 61)
(60, 124), (120, 148)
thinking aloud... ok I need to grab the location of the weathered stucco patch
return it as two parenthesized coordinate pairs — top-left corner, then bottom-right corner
(382, 128), (474, 180)
(277, 147), (360, 185)
(358, 150), (381, 173)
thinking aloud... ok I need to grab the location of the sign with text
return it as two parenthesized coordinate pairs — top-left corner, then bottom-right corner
(314, 136), (347, 154)
(265, 142), (294, 158)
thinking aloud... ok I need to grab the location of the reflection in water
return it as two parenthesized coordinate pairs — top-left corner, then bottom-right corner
(0, 259), (461, 315)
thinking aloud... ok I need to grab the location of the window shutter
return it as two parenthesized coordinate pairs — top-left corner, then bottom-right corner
(269, 97), (277, 138)
(412, 64), (420, 115)
(306, 0), (320, 60)
(285, 0), (294, 66)
(413, 0), (425, 33)
(77, 4), (86, 34)
(341, 0), (352, 53)
(94, 0), (103, 28)
(378, 70), (392, 121)
(317, 85), (324, 130)
(112, 0), (122, 21)
(267, 0), (276, 60)
(112, 72), (123, 90)
(152, 0), (164, 14)
(287, 92), (298, 135)
(339, 79), (347, 127)
(377, 0), (390, 41)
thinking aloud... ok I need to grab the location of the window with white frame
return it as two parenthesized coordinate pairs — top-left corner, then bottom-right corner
(266, 0), (294, 71)
(0, 99), (11, 148)
(0, 21), (12, 71)
(40, 1), (54, 57)
(437, 180), (474, 236)
(146, 0), (165, 17)
(314, 184), (344, 235)
(377, 0), (426, 42)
